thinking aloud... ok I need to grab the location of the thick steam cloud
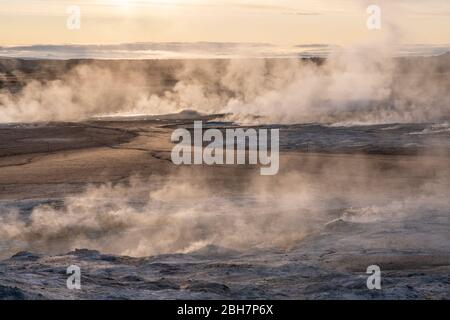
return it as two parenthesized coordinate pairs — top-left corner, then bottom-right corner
(1, 162), (448, 259)
(1, 45), (449, 124)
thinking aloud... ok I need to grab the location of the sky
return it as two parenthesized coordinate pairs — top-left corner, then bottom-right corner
(1, 0), (450, 47)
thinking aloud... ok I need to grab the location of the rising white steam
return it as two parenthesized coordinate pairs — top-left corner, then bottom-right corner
(1, 158), (448, 259)
(1, 45), (449, 124)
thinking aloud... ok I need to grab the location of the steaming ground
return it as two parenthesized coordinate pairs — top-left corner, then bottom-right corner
(1, 52), (450, 124)
(1, 18), (450, 297)
(0, 115), (449, 299)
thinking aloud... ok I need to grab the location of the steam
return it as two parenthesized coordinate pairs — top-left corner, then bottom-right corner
(1, 0), (449, 124)
(1, 157), (448, 259)
(0, 64), (158, 122)
(1, 45), (449, 124)
(0, 175), (323, 258)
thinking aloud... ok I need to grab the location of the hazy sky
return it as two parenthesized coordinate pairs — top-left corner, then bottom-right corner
(1, 0), (450, 46)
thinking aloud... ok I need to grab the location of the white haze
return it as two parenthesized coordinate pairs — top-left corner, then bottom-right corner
(0, 159), (448, 259)
(0, 43), (449, 124)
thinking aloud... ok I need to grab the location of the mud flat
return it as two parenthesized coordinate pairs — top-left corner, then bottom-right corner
(0, 116), (449, 299)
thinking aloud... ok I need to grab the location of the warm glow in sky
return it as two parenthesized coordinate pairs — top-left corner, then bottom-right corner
(1, 0), (450, 46)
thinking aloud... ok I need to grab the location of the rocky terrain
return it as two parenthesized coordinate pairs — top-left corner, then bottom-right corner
(0, 116), (448, 299)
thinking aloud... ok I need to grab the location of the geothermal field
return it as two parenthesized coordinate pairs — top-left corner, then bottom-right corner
(0, 54), (449, 300)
